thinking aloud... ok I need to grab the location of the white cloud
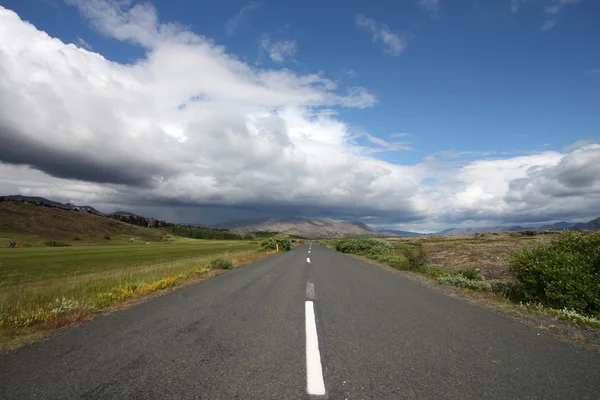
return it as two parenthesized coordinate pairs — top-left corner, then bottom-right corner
(76, 36), (92, 49)
(355, 14), (408, 56)
(584, 68), (600, 75)
(541, 20), (556, 31)
(225, 2), (261, 36)
(390, 132), (411, 138)
(545, 0), (582, 14)
(259, 35), (297, 63)
(563, 137), (597, 151)
(360, 133), (414, 152)
(418, 0), (439, 15)
(1, 2), (599, 230)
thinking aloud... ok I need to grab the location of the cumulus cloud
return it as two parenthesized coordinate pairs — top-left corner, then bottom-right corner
(355, 14), (408, 56)
(1, 2), (599, 230)
(259, 35), (297, 63)
(225, 2), (261, 36)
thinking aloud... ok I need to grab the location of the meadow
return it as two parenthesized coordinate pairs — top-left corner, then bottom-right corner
(0, 240), (265, 349)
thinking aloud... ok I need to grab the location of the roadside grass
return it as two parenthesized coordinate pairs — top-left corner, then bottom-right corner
(0, 241), (268, 349)
(0, 241), (256, 286)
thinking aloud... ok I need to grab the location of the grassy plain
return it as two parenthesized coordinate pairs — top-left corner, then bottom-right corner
(0, 240), (266, 349)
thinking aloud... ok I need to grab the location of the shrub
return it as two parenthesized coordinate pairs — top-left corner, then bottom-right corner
(209, 258), (233, 270)
(403, 245), (429, 272)
(260, 234), (291, 251)
(509, 232), (600, 317)
(103, 235), (111, 240)
(438, 274), (513, 294)
(373, 253), (410, 270)
(44, 241), (70, 247)
(456, 268), (484, 281)
(334, 238), (394, 256)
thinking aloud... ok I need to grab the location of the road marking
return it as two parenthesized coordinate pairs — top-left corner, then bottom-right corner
(308, 250), (311, 254)
(307, 257), (311, 263)
(306, 282), (315, 300)
(305, 301), (326, 396)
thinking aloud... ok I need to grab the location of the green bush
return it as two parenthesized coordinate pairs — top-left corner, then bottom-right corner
(334, 238), (394, 256)
(509, 232), (600, 317)
(403, 245), (429, 272)
(209, 258), (233, 270)
(438, 274), (513, 294)
(456, 268), (484, 281)
(260, 234), (291, 251)
(44, 241), (71, 247)
(103, 235), (111, 240)
(373, 253), (410, 270)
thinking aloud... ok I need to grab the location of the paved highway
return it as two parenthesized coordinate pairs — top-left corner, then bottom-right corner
(2, 244), (600, 399)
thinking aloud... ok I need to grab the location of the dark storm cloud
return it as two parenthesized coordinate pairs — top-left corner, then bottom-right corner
(0, 124), (169, 187)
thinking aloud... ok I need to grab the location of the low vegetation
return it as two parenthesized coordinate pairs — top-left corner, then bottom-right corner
(333, 237), (428, 272)
(167, 225), (253, 241)
(260, 234), (292, 251)
(509, 232), (600, 318)
(0, 241), (266, 349)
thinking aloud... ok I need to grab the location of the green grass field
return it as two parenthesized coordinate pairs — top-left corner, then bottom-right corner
(0, 240), (266, 348)
(0, 240), (257, 286)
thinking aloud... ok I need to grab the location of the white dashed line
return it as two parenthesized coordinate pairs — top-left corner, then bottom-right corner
(305, 301), (326, 396)
(307, 257), (311, 263)
(306, 282), (315, 300)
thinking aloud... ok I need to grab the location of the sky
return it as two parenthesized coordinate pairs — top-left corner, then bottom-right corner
(0, 0), (599, 232)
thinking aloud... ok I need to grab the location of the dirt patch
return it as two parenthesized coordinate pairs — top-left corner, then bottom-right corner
(388, 233), (555, 280)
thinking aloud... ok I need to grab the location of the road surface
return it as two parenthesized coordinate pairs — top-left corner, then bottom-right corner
(2, 244), (600, 399)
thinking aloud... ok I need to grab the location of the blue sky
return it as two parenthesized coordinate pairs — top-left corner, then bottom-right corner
(0, 0), (599, 231)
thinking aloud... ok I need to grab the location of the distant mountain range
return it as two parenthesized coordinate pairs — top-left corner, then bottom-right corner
(378, 229), (424, 236)
(4, 195), (600, 237)
(431, 217), (600, 235)
(214, 217), (383, 238)
(4, 195), (100, 213)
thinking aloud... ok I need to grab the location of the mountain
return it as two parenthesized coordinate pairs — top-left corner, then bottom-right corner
(4, 195), (100, 213)
(537, 221), (573, 230)
(0, 198), (163, 244)
(377, 229), (423, 236)
(214, 217), (380, 238)
(112, 211), (142, 217)
(572, 217), (600, 230)
(436, 226), (508, 235)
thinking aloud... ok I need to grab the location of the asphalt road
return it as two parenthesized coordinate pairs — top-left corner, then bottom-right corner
(2, 244), (600, 399)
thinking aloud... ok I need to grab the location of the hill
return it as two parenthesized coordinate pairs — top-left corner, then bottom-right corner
(0, 199), (164, 246)
(377, 229), (423, 236)
(5, 195), (100, 213)
(436, 217), (600, 235)
(215, 217), (381, 238)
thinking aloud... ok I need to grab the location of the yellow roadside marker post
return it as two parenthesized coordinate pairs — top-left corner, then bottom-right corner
(276, 244), (279, 252)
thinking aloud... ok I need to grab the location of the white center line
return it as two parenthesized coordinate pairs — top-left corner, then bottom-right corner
(306, 282), (315, 300)
(305, 301), (326, 396)
(307, 257), (311, 263)
(308, 250), (311, 254)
